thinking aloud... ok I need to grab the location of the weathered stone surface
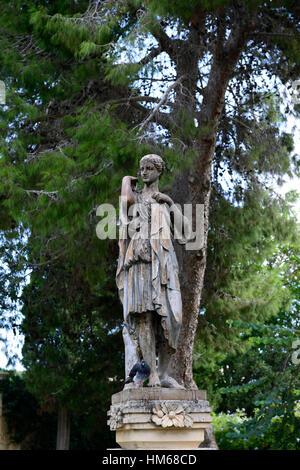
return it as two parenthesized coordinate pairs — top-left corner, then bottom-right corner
(112, 387), (206, 404)
(116, 155), (193, 389)
(115, 428), (206, 450)
(108, 388), (213, 449)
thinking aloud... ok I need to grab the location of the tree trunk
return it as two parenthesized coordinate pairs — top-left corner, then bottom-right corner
(170, 145), (213, 389)
(56, 406), (71, 450)
(170, 6), (256, 388)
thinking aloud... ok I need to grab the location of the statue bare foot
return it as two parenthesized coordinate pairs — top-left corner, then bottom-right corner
(160, 375), (185, 389)
(147, 373), (161, 387)
(123, 382), (136, 390)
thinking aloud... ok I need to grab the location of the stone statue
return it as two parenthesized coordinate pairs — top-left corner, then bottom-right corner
(116, 154), (191, 389)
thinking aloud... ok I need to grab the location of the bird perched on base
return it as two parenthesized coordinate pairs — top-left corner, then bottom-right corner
(125, 360), (151, 388)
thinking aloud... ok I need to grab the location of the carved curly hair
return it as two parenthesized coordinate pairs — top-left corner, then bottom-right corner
(138, 154), (166, 179)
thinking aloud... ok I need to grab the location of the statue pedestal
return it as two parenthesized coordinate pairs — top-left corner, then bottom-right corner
(108, 388), (213, 450)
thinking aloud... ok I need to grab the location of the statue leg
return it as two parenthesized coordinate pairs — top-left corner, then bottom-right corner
(138, 312), (160, 387)
(157, 329), (185, 389)
(122, 324), (140, 389)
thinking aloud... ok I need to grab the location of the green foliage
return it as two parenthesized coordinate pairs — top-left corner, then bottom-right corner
(212, 409), (250, 450)
(0, 0), (299, 450)
(0, 1), (140, 447)
(0, 370), (119, 449)
(213, 394), (300, 450)
(193, 186), (298, 393)
(140, 0), (292, 22)
(204, 243), (300, 449)
(0, 371), (56, 448)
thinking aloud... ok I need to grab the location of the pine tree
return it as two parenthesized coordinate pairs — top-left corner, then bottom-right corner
(0, 1), (299, 449)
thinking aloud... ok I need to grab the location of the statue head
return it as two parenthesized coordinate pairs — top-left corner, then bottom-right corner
(138, 154), (166, 180)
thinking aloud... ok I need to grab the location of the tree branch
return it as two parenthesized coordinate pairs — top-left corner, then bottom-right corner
(97, 95), (173, 108)
(24, 189), (60, 202)
(148, 21), (178, 61)
(138, 45), (162, 66)
(130, 101), (172, 130)
(137, 75), (186, 131)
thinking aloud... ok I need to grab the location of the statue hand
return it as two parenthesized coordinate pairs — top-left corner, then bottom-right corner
(152, 192), (173, 206)
(123, 176), (138, 188)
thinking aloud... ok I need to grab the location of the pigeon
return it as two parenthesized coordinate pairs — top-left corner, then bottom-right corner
(125, 360), (151, 388)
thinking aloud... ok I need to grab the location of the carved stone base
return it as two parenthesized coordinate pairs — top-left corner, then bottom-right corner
(108, 388), (213, 450)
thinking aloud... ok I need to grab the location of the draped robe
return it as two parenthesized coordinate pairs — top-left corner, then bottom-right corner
(116, 190), (190, 364)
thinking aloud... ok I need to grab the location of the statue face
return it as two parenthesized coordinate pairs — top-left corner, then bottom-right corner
(139, 160), (160, 184)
